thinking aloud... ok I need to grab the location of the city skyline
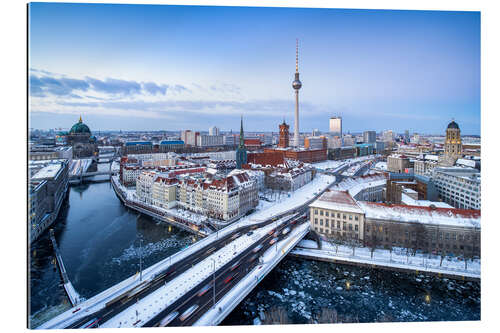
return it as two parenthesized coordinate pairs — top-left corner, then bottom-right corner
(29, 3), (480, 134)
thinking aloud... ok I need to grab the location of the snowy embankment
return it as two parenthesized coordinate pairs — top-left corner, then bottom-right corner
(291, 240), (480, 280)
(194, 221), (310, 326)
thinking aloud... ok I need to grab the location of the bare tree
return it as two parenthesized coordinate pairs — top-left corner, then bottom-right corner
(262, 307), (290, 325)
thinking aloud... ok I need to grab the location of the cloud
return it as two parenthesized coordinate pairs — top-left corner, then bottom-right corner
(29, 74), (89, 97)
(86, 77), (142, 95)
(143, 82), (168, 95)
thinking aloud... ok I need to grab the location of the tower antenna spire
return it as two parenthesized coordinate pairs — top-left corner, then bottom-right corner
(296, 38), (299, 72)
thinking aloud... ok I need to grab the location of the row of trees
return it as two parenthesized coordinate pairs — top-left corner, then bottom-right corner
(323, 220), (480, 268)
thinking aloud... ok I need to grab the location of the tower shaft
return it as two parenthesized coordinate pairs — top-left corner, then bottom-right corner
(294, 90), (299, 147)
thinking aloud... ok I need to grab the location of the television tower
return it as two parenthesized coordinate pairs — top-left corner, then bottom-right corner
(292, 38), (302, 148)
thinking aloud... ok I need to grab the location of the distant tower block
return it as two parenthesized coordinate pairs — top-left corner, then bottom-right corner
(278, 119), (290, 148)
(292, 38), (302, 148)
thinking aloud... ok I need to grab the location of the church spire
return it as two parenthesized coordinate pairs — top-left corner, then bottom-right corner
(239, 115), (244, 148)
(79, 115), (82, 123)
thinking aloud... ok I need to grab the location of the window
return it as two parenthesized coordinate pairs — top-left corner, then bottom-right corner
(320, 210), (324, 216)
(337, 213), (340, 218)
(320, 219), (323, 226)
(314, 218), (318, 224)
(314, 209), (318, 215)
(355, 225), (359, 231)
(349, 215), (353, 220)
(355, 215), (359, 221)
(343, 214), (346, 220)
(325, 211), (329, 217)
(325, 221), (329, 227)
(343, 222), (346, 231)
(320, 228), (324, 233)
(337, 222), (340, 229)
(349, 224), (353, 231)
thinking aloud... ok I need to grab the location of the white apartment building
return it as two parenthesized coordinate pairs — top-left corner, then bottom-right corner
(136, 171), (158, 204)
(152, 176), (178, 209)
(177, 172), (258, 221)
(433, 167), (481, 210)
(196, 135), (224, 147)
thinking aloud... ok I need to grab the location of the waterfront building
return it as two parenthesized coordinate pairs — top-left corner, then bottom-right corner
(433, 167), (481, 210)
(64, 116), (98, 158)
(177, 172), (258, 221)
(310, 190), (365, 242)
(152, 176), (179, 209)
(309, 186), (481, 257)
(29, 159), (69, 243)
(360, 201), (480, 257)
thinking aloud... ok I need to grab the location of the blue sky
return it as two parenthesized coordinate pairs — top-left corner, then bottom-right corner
(28, 3), (480, 135)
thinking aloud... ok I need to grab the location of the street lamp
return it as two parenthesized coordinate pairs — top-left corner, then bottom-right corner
(211, 258), (216, 308)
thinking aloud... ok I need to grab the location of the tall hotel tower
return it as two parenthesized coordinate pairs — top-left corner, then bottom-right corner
(292, 39), (302, 148)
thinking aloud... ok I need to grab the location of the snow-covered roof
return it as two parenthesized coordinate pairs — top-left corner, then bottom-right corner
(310, 190), (364, 214)
(31, 163), (62, 180)
(401, 193), (453, 208)
(332, 173), (388, 197)
(358, 201), (480, 228)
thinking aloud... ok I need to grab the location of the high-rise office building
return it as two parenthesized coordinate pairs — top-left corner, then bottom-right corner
(329, 116), (342, 137)
(363, 130), (376, 143)
(208, 126), (220, 136)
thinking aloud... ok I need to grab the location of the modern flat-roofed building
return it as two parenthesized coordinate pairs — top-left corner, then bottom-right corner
(433, 167), (481, 210)
(387, 154), (411, 173)
(29, 160), (69, 244)
(363, 131), (376, 143)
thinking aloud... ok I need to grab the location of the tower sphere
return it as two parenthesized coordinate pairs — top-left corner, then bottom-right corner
(292, 79), (302, 90)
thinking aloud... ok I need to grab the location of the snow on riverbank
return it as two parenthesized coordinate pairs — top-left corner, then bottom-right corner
(292, 240), (480, 279)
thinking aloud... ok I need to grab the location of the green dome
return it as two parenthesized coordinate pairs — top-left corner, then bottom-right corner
(69, 116), (91, 135)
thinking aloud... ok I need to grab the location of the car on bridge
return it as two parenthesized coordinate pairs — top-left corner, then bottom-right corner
(180, 304), (199, 322)
(158, 311), (179, 327)
(252, 244), (263, 253)
(197, 284), (211, 297)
